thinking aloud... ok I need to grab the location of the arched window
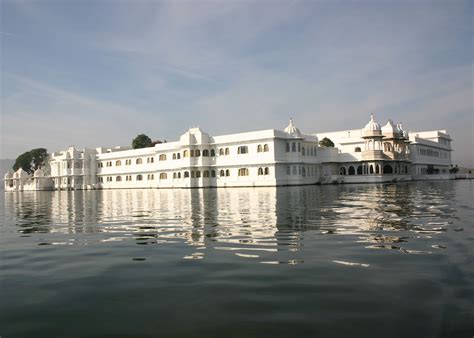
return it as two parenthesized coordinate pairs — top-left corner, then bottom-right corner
(264, 167), (269, 175)
(184, 171), (190, 178)
(136, 158), (143, 165)
(355, 147), (361, 152)
(225, 148), (230, 155)
(220, 170), (225, 177)
(203, 170), (210, 178)
(196, 171), (201, 178)
(302, 147), (306, 156)
(173, 153), (177, 160)
(116, 176), (122, 181)
(348, 166), (355, 175)
(405, 165), (409, 174)
(177, 172), (181, 179)
(286, 143), (290, 152)
(183, 150), (189, 157)
(238, 168), (249, 176)
(258, 167), (264, 175)
(263, 144), (269, 152)
(237, 146), (248, 154)
(383, 164), (393, 174)
(159, 154), (166, 161)
(340, 167), (346, 175)
(257, 144), (263, 153)
(116, 160), (121, 166)
(177, 153), (181, 159)
(136, 174), (143, 181)
(298, 143), (301, 152)
(173, 172), (177, 179)
(370, 165), (374, 174)
(376, 165), (380, 174)
(210, 149), (215, 157)
(357, 166), (363, 175)
(160, 173), (167, 180)
(225, 169), (230, 176)
(203, 149), (209, 157)
(195, 149), (201, 157)
(190, 150), (194, 157)
(211, 170), (216, 177)
(219, 148), (225, 156)
(292, 142), (296, 152)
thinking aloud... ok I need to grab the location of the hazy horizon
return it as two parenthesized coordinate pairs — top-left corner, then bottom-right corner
(1, 0), (472, 167)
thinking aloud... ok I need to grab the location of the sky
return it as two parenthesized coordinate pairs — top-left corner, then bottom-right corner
(1, 0), (473, 167)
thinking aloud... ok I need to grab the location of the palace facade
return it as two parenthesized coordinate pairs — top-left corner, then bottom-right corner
(4, 115), (454, 191)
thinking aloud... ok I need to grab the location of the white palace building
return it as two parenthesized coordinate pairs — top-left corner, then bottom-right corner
(4, 115), (454, 191)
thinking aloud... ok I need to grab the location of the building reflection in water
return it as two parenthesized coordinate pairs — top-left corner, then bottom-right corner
(4, 181), (457, 263)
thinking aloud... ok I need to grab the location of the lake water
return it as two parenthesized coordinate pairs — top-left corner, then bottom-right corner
(1, 181), (473, 337)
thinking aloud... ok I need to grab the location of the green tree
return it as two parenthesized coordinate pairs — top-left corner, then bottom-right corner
(132, 134), (153, 149)
(13, 148), (49, 174)
(30, 148), (48, 170)
(319, 137), (335, 147)
(13, 151), (34, 174)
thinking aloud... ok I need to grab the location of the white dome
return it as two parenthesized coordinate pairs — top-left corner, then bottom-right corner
(364, 114), (381, 131)
(381, 119), (397, 133)
(34, 168), (45, 177)
(284, 118), (301, 137)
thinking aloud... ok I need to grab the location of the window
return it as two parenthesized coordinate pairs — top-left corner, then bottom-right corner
(195, 149), (201, 157)
(383, 164), (393, 174)
(190, 150), (195, 157)
(357, 166), (363, 175)
(348, 166), (355, 175)
(376, 165), (380, 174)
(302, 167), (306, 177)
(340, 167), (346, 175)
(136, 158), (143, 165)
(302, 147), (305, 156)
(191, 171), (195, 178)
(177, 153), (181, 159)
(125, 159), (131, 165)
(220, 169), (225, 177)
(225, 148), (230, 155)
(196, 171), (201, 178)
(210, 149), (215, 157)
(203, 149), (209, 157)
(264, 167), (269, 175)
(74, 161), (81, 168)
(355, 147), (361, 152)
(183, 150), (189, 158)
(237, 146), (248, 154)
(298, 143), (301, 152)
(116, 160), (121, 166)
(258, 167), (264, 175)
(286, 143), (290, 152)
(219, 148), (225, 156)
(173, 172), (177, 179)
(173, 153), (176, 160)
(370, 165), (374, 174)
(159, 173), (167, 180)
(292, 142), (296, 152)
(116, 176), (122, 181)
(136, 174), (143, 181)
(263, 144), (269, 152)
(211, 170), (216, 177)
(178, 172), (181, 179)
(226, 169), (230, 176)
(203, 170), (210, 178)
(184, 171), (190, 178)
(257, 144), (263, 153)
(238, 168), (249, 176)
(159, 154), (166, 161)
(98, 177), (103, 183)
(147, 174), (155, 180)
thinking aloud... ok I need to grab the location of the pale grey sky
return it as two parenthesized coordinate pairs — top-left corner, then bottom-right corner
(1, 0), (473, 166)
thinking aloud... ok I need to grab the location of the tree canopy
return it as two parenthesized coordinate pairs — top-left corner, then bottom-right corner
(13, 148), (48, 174)
(132, 134), (153, 149)
(319, 137), (335, 148)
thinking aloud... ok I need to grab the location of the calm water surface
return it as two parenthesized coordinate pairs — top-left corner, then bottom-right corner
(1, 181), (473, 337)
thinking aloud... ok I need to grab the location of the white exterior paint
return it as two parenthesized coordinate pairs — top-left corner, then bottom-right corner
(3, 117), (456, 191)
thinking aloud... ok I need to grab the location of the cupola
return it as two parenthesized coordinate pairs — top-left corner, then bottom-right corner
(284, 118), (302, 137)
